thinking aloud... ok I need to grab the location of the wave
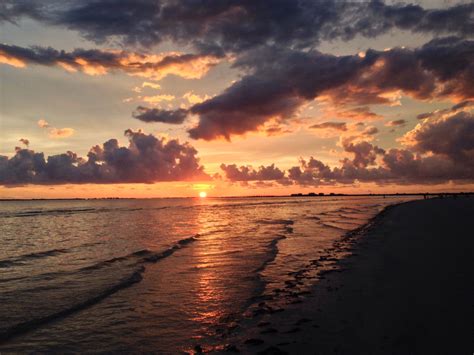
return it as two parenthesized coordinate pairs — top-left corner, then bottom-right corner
(0, 270), (144, 343)
(0, 248), (69, 268)
(256, 219), (294, 226)
(319, 222), (352, 231)
(0, 208), (97, 218)
(208, 199), (312, 211)
(324, 219), (362, 226)
(0, 206), (172, 219)
(0, 242), (104, 269)
(253, 219), (294, 272)
(254, 234), (287, 274)
(0, 235), (199, 343)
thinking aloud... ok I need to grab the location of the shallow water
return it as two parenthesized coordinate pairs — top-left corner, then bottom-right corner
(0, 196), (416, 352)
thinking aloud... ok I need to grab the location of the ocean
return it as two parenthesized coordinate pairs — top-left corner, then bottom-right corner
(0, 196), (416, 352)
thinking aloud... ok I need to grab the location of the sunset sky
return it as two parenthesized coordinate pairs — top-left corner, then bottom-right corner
(1, 0), (473, 198)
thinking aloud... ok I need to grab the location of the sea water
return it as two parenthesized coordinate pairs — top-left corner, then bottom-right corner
(0, 196), (416, 352)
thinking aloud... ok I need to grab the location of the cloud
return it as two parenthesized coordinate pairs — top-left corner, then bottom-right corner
(37, 119), (74, 139)
(401, 110), (474, 162)
(48, 127), (75, 138)
(141, 94), (175, 105)
(317, 105), (384, 121)
(417, 100), (474, 120)
(138, 37), (472, 140)
(324, 37), (473, 105)
(385, 119), (407, 127)
(263, 122), (294, 137)
(0, 52), (25, 68)
(0, 44), (220, 80)
(2, 5), (472, 142)
(0, 130), (209, 186)
(310, 120), (379, 144)
(37, 119), (49, 128)
(142, 82), (161, 90)
(286, 141), (473, 186)
(132, 106), (188, 124)
(3, 1), (471, 54)
(310, 122), (347, 131)
(183, 92), (211, 105)
(220, 111), (474, 186)
(220, 163), (285, 182)
(341, 141), (385, 169)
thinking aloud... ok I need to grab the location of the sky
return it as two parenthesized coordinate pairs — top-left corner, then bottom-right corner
(0, 0), (473, 198)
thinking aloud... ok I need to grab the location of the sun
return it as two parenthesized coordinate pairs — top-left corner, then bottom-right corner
(199, 191), (207, 198)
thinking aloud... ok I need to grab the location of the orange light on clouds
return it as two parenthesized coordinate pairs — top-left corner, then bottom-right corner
(74, 58), (108, 76)
(0, 53), (26, 68)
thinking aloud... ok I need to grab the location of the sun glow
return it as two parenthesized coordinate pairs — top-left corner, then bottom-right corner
(199, 191), (207, 198)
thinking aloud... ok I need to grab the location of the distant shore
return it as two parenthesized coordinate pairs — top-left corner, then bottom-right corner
(1, 192), (473, 201)
(235, 197), (474, 354)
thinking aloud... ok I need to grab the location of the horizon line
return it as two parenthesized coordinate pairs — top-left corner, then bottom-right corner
(1, 192), (473, 201)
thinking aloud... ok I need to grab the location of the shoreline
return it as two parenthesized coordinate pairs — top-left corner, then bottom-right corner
(230, 197), (474, 354)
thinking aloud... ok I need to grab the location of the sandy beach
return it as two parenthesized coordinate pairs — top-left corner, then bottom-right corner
(233, 197), (474, 354)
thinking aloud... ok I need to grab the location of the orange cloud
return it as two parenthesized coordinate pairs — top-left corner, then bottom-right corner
(118, 52), (220, 80)
(310, 120), (378, 144)
(0, 53), (26, 68)
(37, 119), (49, 128)
(142, 82), (161, 90)
(385, 119), (406, 127)
(183, 92), (211, 105)
(37, 118), (74, 138)
(0, 44), (220, 81)
(74, 58), (108, 76)
(317, 103), (384, 122)
(142, 94), (175, 105)
(48, 127), (75, 138)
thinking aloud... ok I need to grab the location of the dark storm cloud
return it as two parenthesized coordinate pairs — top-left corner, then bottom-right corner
(403, 111), (474, 162)
(0, 0), (46, 23)
(2, 0), (472, 52)
(0, 130), (209, 185)
(133, 106), (188, 124)
(185, 47), (369, 140)
(2, 2), (473, 141)
(0, 43), (119, 67)
(168, 37), (472, 140)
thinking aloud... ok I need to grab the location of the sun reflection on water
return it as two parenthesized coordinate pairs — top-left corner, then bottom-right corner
(189, 206), (228, 328)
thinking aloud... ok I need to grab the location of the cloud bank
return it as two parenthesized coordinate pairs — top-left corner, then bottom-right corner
(221, 109), (474, 185)
(2, 108), (473, 187)
(0, 130), (209, 185)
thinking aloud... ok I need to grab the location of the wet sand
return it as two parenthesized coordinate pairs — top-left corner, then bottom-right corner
(236, 197), (474, 354)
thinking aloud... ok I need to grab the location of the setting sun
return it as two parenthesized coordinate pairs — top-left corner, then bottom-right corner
(199, 191), (207, 198)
